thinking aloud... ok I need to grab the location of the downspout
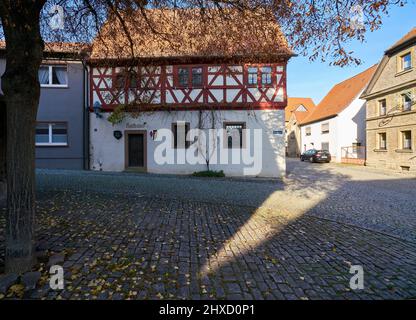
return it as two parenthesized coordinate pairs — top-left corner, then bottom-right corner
(82, 59), (90, 170)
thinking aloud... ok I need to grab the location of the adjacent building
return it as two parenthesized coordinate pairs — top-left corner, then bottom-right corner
(299, 65), (377, 163)
(285, 97), (316, 157)
(88, 9), (293, 177)
(361, 28), (416, 173)
(0, 42), (89, 170)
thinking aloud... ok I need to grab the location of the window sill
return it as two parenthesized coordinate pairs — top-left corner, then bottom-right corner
(41, 84), (68, 89)
(395, 68), (413, 77)
(395, 149), (413, 153)
(36, 143), (68, 147)
(373, 149), (388, 152)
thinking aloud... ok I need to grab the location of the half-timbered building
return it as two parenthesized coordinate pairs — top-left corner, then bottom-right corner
(88, 9), (293, 177)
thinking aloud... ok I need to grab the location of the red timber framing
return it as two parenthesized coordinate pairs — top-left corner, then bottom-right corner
(90, 63), (287, 112)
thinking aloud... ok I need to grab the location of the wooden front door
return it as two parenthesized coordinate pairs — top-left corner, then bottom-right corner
(125, 131), (147, 171)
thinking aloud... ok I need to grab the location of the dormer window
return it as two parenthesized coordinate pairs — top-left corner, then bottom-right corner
(39, 65), (68, 87)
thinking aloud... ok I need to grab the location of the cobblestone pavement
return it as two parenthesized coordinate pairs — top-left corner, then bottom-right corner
(0, 162), (415, 300)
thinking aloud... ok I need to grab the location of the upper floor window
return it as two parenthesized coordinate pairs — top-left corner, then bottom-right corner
(379, 99), (387, 116)
(261, 67), (272, 85)
(39, 65), (68, 87)
(247, 67), (258, 85)
(35, 122), (68, 146)
(176, 67), (203, 87)
(191, 67), (203, 87)
(401, 53), (412, 71)
(321, 123), (329, 134)
(305, 127), (311, 136)
(178, 68), (189, 87)
(402, 93), (412, 111)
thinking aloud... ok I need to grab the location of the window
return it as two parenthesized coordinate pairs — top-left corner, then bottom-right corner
(401, 53), (412, 71)
(379, 99), (387, 116)
(321, 123), (329, 134)
(305, 127), (311, 136)
(402, 93), (412, 111)
(378, 132), (387, 150)
(261, 66), (272, 85)
(173, 122), (190, 149)
(402, 131), (412, 150)
(321, 142), (329, 151)
(38, 65), (67, 87)
(352, 142), (362, 153)
(178, 68), (189, 87)
(176, 67), (203, 87)
(115, 73), (126, 90)
(35, 123), (68, 146)
(247, 67), (258, 85)
(225, 123), (245, 148)
(192, 67), (203, 87)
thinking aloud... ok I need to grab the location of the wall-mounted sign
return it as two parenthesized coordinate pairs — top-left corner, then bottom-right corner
(273, 130), (283, 135)
(150, 130), (158, 140)
(113, 130), (123, 140)
(126, 122), (146, 129)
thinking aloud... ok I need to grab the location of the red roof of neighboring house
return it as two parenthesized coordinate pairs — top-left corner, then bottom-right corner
(0, 41), (90, 58)
(300, 65), (378, 125)
(285, 97), (316, 121)
(385, 27), (416, 54)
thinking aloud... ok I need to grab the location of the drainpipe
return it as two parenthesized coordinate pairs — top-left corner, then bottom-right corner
(82, 59), (90, 170)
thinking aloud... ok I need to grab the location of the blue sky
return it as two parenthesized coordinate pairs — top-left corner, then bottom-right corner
(287, 1), (416, 104)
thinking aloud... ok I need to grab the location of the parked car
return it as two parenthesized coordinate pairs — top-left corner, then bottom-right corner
(300, 149), (331, 163)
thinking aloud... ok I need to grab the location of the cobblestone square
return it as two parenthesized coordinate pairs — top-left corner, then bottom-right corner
(0, 160), (415, 299)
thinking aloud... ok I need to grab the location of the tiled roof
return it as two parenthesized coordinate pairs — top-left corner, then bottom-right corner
(285, 97), (316, 121)
(0, 41), (89, 55)
(385, 27), (416, 54)
(90, 9), (293, 61)
(300, 64), (378, 125)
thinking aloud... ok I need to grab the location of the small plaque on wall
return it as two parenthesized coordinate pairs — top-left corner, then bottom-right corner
(273, 130), (283, 135)
(113, 130), (123, 140)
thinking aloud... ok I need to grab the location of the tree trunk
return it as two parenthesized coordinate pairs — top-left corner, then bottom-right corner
(0, 96), (6, 208)
(0, 1), (45, 273)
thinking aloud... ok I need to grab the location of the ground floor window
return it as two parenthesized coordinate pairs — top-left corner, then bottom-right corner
(321, 142), (329, 151)
(172, 122), (190, 149)
(224, 122), (245, 149)
(35, 122), (68, 146)
(401, 130), (412, 150)
(378, 132), (387, 150)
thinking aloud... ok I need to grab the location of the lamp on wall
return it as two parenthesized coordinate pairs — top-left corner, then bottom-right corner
(93, 101), (103, 118)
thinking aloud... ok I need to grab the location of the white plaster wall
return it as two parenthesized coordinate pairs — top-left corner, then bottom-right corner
(300, 117), (339, 161)
(336, 97), (367, 153)
(300, 96), (367, 162)
(90, 110), (286, 178)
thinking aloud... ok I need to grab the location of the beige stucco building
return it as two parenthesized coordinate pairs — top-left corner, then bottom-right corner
(361, 28), (416, 173)
(285, 98), (315, 157)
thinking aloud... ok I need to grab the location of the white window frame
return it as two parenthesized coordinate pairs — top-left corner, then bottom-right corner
(305, 127), (311, 136)
(40, 65), (68, 88)
(35, 123), (68, 146)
